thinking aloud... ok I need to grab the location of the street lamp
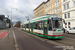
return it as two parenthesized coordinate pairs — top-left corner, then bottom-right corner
(11, 8), (17, 27)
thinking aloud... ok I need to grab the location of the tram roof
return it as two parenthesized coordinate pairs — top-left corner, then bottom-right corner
(23, 14), (61, 24)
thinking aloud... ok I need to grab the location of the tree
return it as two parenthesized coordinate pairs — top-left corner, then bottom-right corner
(14, 21), (21, 28)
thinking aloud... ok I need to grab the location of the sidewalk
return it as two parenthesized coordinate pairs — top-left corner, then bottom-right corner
(0, 28), (15, 50)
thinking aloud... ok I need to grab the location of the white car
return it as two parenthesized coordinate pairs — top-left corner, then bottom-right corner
(66, 27), (75, 34)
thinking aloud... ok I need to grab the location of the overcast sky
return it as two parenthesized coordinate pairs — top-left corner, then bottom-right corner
(0, 0), (47, 24)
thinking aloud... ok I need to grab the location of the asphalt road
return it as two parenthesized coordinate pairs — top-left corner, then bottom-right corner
(63, 33), (75, 39)
(13, 28), (63, 50)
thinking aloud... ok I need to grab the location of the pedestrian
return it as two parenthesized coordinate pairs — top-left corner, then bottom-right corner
(63, 28), (65, 33)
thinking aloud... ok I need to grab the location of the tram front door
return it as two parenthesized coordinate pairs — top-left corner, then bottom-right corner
(43, 20), (48, 38)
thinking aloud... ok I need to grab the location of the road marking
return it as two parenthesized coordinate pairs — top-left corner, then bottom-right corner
(63, 37), (75, 41)
(0, 32), (8, 37)
(13, 31), (19, 50)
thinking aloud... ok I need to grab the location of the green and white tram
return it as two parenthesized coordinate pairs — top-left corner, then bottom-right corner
(21, 14), (65, 39)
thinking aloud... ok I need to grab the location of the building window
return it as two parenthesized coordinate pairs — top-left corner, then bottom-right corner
(45, 4), (47, 7)
(73, 1), (75, 6)
(58, 8), (60, 11)
(56, 2), (57, 6)
(64, 13), (67, 19)
(53, 0), (55, 1)
(68, 12), (70, 18)
(58, 1), (60, 5)
(64, 5), (66, 10)
(63, 0), (66, 2)
(51, 11), (52, 14)
(65, 23), (67, 28)
(56, 9), (57, 12)
(53, 4), (54, 7)
(51, 5), (52, 9)
(67, 4), (69, 9)
(68, 22), (70, 28)
(54, 10), (55, 13)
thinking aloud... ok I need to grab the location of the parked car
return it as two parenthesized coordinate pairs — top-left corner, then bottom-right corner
(66, 27), (75, 34)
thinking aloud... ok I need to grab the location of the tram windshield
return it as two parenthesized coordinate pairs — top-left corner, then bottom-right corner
(52, 18), (62, 29)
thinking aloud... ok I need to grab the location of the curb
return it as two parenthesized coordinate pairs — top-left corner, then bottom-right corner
(13, 31), (19, 50)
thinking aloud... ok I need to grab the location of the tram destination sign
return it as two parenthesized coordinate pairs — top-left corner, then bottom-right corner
(52, 18), (61, 20)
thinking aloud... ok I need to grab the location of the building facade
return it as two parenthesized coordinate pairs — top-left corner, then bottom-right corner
(34, 2), (46, 18)
(45, 0), (62, 17)
(62, 0), (75, 29)
(34, 0), (62, 18)
(0, 15), (11, 29)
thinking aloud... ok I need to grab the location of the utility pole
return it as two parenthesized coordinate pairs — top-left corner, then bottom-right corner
(7, 15), (9, 39)
(7, 15), (9, 28)
(25, 16), (30, 33)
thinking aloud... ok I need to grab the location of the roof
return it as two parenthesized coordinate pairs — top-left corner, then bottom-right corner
(0, 15), (5, 21)
(33, 0), (50, 11)
(33, 2), (46, 11)
(0, 15), (5, 18)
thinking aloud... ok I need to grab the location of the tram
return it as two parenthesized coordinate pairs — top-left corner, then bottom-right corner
(21, 14), (65, 39)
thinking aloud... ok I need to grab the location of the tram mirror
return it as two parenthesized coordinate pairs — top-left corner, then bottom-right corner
(48, 20), (49, 24)
(48, 19), (51, 24)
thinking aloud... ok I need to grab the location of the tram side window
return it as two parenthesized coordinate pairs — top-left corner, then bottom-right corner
(26, 24), (29, 28)
(22, 25), (23, 28)
(26, 24), (27, 28)
(33, 21), (43, 30)
(24, 24), (25, 28)
(48, 19), (52, 31)
(37, 21), (43, 30)
(33, 22), (37, 29)
(25, 25), (26, 28)
(41, 21), (43, 30)
(23, 24), (25, 28)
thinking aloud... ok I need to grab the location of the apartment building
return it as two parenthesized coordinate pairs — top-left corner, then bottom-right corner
(34, 0), (62, 18)
(62, 0), (75, 29)
(0, 15), (11, 29)
(34, 2), (46, 18)
(45, 0), (62, 17)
